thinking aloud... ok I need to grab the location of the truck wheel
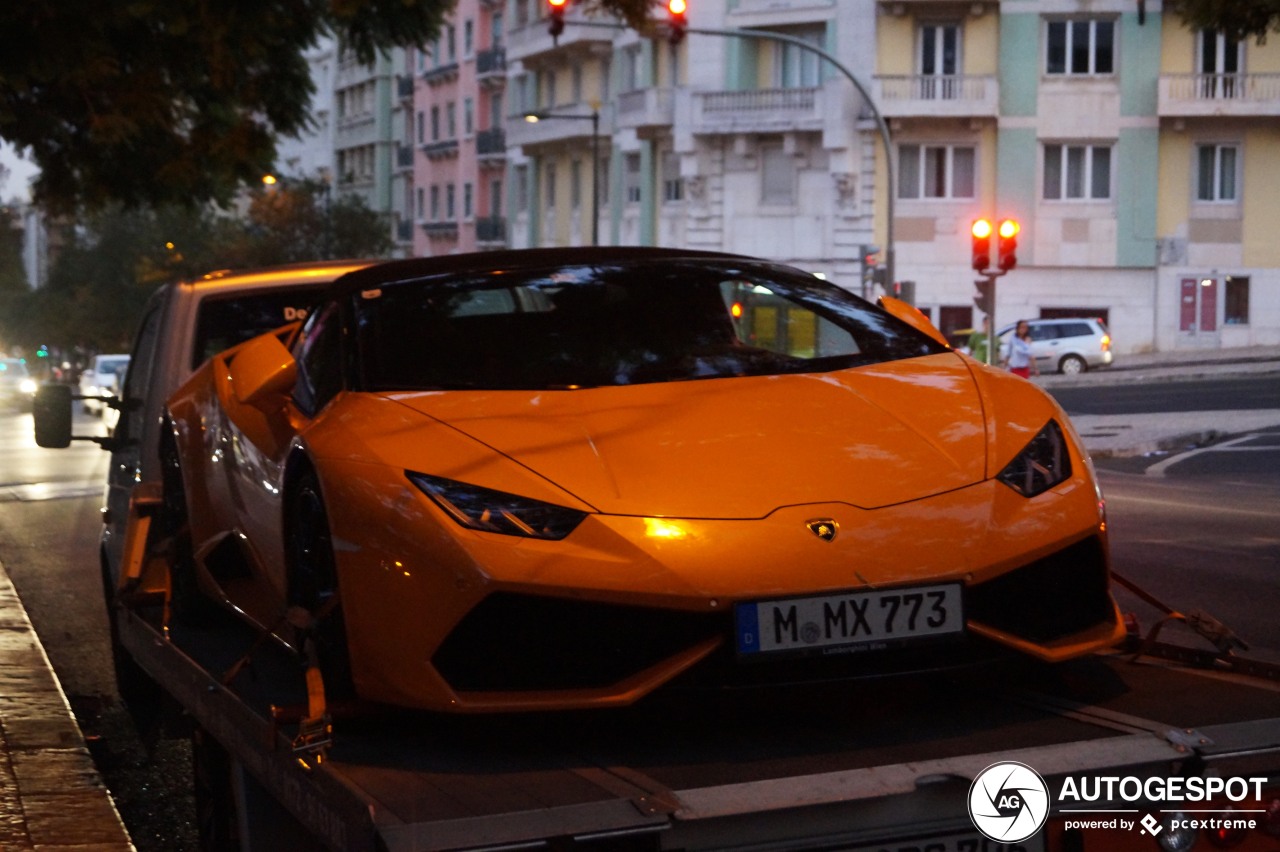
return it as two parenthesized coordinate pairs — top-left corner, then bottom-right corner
(286, 468), (355, 701)
(101, 553), (163, 734)
(1058, 354), (1087, 375)
(159, 427), (219, 625)
(191, 727), (242, 852)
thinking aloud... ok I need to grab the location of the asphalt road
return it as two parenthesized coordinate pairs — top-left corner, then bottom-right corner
(1049, 375), (1280, 415)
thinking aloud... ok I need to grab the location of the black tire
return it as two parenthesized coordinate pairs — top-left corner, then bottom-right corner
(159, 426), (218, 624)
(101, 554), (163, 735)
(285, 468), (355, 701)
(191, 727), (242, 852)
(1059, 354), (1087, 375)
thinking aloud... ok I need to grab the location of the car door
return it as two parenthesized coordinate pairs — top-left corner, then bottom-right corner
(1027, 323), (1060, 368)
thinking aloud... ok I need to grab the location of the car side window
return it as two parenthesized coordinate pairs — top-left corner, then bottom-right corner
(293, 303), (344, 417)
(117, 299), (164, 446)
(1029, 324), (1056, 341)
(1063, 323), (1092, 338)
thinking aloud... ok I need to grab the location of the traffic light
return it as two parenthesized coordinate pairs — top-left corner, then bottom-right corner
(547, 0), (567, 38)
(997, 218), (1020, 272)
(667, 0), (688, 45)
(973, 278), (995, 316)
(971, 218), (992, 272)
(860, 245), (880, 291)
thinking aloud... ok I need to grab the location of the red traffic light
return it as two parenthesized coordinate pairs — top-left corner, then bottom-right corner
(548, 0), (567, 37)
(997, 218), (1020, 271)
(668, 0), (688, 44)
(971, 218), (992, 272)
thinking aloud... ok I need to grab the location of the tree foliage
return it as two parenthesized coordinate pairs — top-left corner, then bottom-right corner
(1167, 0), (1280, 42)
(0, 0), (655, 215)
(0, 190), (393, 354)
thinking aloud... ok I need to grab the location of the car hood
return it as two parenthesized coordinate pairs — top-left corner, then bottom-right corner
(382, 353), (987, 518)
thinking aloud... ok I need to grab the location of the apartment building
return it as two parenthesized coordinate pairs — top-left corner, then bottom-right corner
(411, 0), (510, 255)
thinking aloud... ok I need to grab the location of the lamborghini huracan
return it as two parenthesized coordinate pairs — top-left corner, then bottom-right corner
(163, 247), (1125, 712)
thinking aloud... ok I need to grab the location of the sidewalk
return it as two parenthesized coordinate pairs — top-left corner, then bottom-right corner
(0, 560), (133, 850)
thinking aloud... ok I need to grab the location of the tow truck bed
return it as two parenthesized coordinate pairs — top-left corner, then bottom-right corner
(119, 604), (1280, 851)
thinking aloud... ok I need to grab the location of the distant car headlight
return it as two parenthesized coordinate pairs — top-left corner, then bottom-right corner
(19, 379), (37, 395)
(407, 472), (587, 540)
(997, 420), (1072, 498)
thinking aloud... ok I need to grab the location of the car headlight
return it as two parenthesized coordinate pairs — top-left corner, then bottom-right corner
(407, 472), (587, 540)
(19, 379), (37, 395)
(997, 419), (1072, 498)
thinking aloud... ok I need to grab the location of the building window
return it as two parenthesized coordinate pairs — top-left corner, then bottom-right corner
(761, 144), (796, 205)
(515, 165), (529, 213)
(447, 25), (456, 62)
(598, 155), (610, 205)
(1043, 144), (1111, 200)
(464, 98), (474, 136)
(620, 44), (643, 93)
(919, 23), (960, 91)
(464, 19), (474, 58)
(464, 182), (473, 219)
(898, 144), (975, 199)
(430, 185), (440, 220)
(773, 25), (824, 88)
(1046, 20), (1114, 75)
(661, 151), (683, 202)
(624, 153), (642, 204)
(545, 163), (557, 208)
(416, 111), (424, 144)
(570, 159), (582, 209)
(447, 102), (457, 138)
(430, 106), (440, 141)
(446, 183), (456, 219)
(1197, 144), (1238, 202)
(1225, 276), (1250, 324)
(543, 70), (557, 108)
(415, 187), (424, 221)
(572, 65), (583, 103)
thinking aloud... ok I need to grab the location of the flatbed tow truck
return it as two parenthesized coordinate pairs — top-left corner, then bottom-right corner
(31, 263), (1280, 850)
(112, 549), (1280, 852)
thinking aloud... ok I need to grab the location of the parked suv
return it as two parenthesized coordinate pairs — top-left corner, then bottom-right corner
(998, 317), (1112, 375)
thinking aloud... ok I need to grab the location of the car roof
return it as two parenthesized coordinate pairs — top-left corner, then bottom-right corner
(324, 247), (772, 299)
(185, 259), (380, 295)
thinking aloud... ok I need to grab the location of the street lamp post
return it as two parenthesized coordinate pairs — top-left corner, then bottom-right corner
(523, 107), (601, 247)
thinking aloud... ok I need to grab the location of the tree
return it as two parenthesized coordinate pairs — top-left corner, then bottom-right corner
(0, 0), (654, 215)
(1167, 0), (1280, 43)
(225, 180), (394, 267)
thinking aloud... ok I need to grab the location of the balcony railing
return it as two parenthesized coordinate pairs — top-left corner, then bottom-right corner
(476, 128), (507, 157)
(422, 221), (459, 237)
(872, 75), (998, 118)
(616, 88), (675, 129)
(396, 144), (414, 170)
(421, 139), (460, 159)
(477, 47), (506, 78)
(476, 216), (507, 244)
(690, 87), (823, 133)
(422, 62), (459, 85)
(1159, 73), (1280, 116)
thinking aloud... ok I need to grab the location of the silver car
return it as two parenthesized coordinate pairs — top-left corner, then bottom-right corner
(79, 354), (130, 414)
(998, 318), (1113, 375)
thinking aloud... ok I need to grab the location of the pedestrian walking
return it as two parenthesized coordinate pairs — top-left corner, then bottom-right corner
(1004, 320), (1039, 379)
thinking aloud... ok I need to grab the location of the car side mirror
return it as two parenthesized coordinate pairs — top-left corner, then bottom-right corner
(228, 332), (298, 409)
(33, 384), (73, 448)
(877, 295), (951, 349)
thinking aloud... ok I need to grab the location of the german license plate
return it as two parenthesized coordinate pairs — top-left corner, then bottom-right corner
(735, 583), (963, 656)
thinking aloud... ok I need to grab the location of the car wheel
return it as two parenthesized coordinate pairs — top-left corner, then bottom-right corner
(159, 427), (218, 624)
(1059, 354), (1087, 375)
(285, 468), (355, 701)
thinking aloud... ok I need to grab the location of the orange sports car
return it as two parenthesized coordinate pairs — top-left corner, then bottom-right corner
(163, 247), (1125, 712)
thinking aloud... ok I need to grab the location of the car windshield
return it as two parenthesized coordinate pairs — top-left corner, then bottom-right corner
(1, 359), (30, 378)
(352, 260), (945, 391)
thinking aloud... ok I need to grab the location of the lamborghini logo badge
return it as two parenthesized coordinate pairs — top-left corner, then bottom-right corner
(806, 519), (838, 542)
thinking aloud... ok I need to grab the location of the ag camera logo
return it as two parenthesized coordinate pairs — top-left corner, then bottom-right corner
(969, 761), (1051, 843)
